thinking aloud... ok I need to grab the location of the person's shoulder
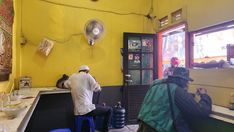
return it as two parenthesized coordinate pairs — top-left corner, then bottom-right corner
(152, 78), (167, 85)
(83, 73), (94, 80)
(85, 73), (92, 77)
(69, 73), (81, 79)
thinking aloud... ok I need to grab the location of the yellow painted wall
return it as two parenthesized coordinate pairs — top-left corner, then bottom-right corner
(1, 0), (234, 107)
(0, 80), (12, 93)
(189, 69), (234, 107)
(155, 0), (234, 107)
(155, 0), (234, 31)
(187, 0), (234, 31)
(13, 0), (154, 88)
(155, 0), (187, 23)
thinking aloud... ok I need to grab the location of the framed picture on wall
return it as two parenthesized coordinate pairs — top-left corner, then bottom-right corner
(19, 76), (32, 89)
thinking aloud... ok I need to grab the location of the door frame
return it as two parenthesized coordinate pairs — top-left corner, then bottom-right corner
(157, 22), (189, 78)
(122, 32), (158, 124)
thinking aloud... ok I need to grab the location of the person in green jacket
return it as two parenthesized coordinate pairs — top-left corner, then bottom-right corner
(137, 67), (212, 132)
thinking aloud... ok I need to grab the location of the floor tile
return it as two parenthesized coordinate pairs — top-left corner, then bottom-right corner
(108, 125), (139, 132)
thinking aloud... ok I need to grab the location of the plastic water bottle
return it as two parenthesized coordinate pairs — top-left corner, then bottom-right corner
(112, 102), (125, 129)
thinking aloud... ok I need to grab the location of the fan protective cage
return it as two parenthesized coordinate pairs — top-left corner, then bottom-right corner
(84, 19), (105, 41)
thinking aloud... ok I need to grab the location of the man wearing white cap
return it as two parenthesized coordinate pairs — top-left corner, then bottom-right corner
(64, 65), (112, 132)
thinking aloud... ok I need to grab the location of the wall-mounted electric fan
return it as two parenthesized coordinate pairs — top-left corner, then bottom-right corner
(84, 19), (105, 46)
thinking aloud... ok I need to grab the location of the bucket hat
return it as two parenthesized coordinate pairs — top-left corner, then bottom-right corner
(169, 67), (193, 81)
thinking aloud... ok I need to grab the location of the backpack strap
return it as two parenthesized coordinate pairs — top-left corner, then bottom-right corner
(167, 83), (176, 121)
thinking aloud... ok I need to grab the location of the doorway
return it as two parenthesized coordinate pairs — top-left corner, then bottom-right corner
(122, 32), (157, 124)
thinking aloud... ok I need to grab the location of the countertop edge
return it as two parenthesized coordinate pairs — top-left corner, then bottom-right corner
(15, 89), (234, 132)
(211, 105), (234, 124)
(17, 89), (70, 132)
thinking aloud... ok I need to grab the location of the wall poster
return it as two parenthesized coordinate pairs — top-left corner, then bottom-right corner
(0, 0), (13, 81)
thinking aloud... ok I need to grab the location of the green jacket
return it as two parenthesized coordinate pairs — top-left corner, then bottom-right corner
(138, 79), (181, 132)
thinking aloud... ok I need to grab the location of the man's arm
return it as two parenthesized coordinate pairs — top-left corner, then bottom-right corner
(175, 87), (212, 117)
(63, 79), (71, 89)
(88, 74), (101, 92)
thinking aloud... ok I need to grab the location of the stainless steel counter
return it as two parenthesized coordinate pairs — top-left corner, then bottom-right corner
(17, 88), (70, 132)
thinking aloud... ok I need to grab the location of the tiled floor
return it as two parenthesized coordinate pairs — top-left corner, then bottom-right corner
(96, 125), (139, 132)
(109, 125), (138, 132)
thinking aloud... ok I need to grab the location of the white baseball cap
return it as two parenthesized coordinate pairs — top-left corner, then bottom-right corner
(79, 65), (90, 71)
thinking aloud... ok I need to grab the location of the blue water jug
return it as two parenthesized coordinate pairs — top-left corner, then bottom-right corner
(112, 102), (125, 129)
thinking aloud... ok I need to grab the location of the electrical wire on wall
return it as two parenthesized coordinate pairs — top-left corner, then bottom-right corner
(47, 33), (83, 44)
(145, 0), (157, 32)
(20, 0), (28, 45)
(40, 0), (148, 17)
(23, 0), (157, 45)
(22, 33), (83, 46)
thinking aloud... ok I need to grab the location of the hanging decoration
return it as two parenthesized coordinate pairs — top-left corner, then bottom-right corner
(37, 38), (54, 56)
(0, 0), (14, 81)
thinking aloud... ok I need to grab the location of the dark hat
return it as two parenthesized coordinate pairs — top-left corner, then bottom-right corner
(169, 67), (193, 81)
